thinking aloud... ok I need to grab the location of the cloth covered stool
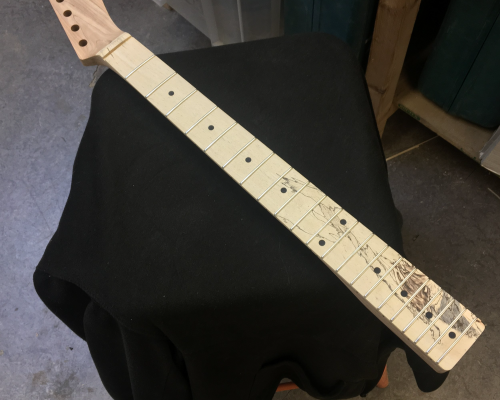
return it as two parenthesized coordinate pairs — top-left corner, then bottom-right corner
(34, 33), (448, 400)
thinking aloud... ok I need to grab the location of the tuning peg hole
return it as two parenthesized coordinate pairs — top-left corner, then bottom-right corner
(71, 25), (79, 32)
(79, 40), (88, 47)
(56, 0), (64, 2)
(63, 10), (72, 17)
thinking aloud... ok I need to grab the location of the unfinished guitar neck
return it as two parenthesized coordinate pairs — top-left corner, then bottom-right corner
(48, 0), (485, 374)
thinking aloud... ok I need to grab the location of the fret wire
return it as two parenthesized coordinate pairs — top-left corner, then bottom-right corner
(403, 289), (443, 333)
(391, 278), (430, 321)
(305, 208), (343, 245)
(437, 317), (477, 363)
(239, 153), (274, 185)
(145, 72), (177, 98)
(321, 221), (359, 259)
(204, 123), (238, 152)
(377, 267), (417, 309)
(290, 195), (327, 231)
(274, 181), (310, 216)
(336, 233), (374, 272)
(426, 309), (466, 354)
(125, 55), (155, 79)
(413, 298), (455, 342)
(165, 89), (198, 116)
(257, 167), (293, 200)
(350, 245), (389, 285)
(184, 106), (218, 134)
(364, 256), (403, 297)
(222, 138), (256, 169)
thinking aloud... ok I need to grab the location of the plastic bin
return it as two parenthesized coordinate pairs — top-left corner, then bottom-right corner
(157, 0), (281, 46)
(284, 0), (379, 67)
(418, 0), (500, 128)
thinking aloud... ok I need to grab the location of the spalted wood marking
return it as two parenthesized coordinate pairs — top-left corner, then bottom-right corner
(276, 183), (324, 229)
(323, 223), (373, 271)
(292, 197), (341, 243)
(187, 108), (235, 150)
(308, 210), (357, 256)
(336, 235), (387, 283)
(259, 169), (308, 215)
(242, 155), (290, 199)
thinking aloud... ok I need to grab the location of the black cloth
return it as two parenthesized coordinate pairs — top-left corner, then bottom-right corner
(34, 33), (448, 399)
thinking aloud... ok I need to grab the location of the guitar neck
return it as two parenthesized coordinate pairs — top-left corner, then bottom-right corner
(93, 34), (483, 373)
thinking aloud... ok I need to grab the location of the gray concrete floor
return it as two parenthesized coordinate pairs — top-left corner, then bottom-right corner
(1, 1), (499, 399)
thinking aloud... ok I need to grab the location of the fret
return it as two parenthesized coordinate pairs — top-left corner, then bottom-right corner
(307, 210), (357, 256)
(340, 238), (387, 284)
(364, 257), (403, 297)
(290, 194), (327, 231)
(165, 89), (197, 116)
(167, 91), (216, 132)
(293, 198), (341, 244)
(147, 74), (195, 115)
(335, 233), (374, 272)
(274, 180), (309, 216)
(103, 37), (153, 78)
(321, 224), (372, 269)
(124, 54), (155, 79)
(426, 309), (467, 354)
(414, 298), (456, 344)
(242, 155), (291, 199)
(274, 183), (325, 229)
(259, 169), (308, 214)
(187, 108), (235, 150)
(390, 277), (430, 321)
(239, 153), (275, 185)
(377, 268), (417, 309)
(185, 106), (218, 134)
(222, 138), (256, 169)
(128, 57), (175, 97)
(206, 124), (253, 166)
(436, 314), (483, 370)
(145, 72), (177, 98)
(224, 141), (273, 183)
(399, 288), (445, 334)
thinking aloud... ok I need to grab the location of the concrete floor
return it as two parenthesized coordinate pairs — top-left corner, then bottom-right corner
(1, 1), (499, 399)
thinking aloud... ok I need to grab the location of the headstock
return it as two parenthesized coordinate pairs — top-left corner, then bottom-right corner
(48, 0), (126, 66)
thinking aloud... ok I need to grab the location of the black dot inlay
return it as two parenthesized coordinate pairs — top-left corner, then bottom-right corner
(401, 290), (408, 297)
(208, 125), (214, 130)
(425, 312), (433, 319)
(319, 240), (325, 246)
(340, 219), (347, 225)
(245, 157), (252, 163)
(281, 188), (287, 193)
(374, 267), (381, 274)
(168, 91), (174, 96)
(449, 332), (456, 339)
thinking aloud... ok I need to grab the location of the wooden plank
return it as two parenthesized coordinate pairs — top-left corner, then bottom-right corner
(481, 126), (500, 175)
(365, 0), (421, 135)
(396, 86), (494, 162)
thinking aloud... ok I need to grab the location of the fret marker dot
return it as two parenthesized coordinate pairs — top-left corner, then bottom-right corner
(449, 332), (456, 339)
(374, 267), (381, 274)
(401, 290), (408, 297)
(208, 125), (214, 130)
(245, 157), (251, 163)
(168, 91), (174, 96)
(340, 219), (347, 225)
(425, 312), (433, 319)
(281, 188), (287, 193)
(319, 240), (325, 246)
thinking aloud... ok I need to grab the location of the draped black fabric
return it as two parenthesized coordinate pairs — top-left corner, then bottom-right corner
(34, 33), (448, 399)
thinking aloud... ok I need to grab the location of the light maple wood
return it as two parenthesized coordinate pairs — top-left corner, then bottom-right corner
(49, 2), (485, 374)
(365, 0), (421, 135)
